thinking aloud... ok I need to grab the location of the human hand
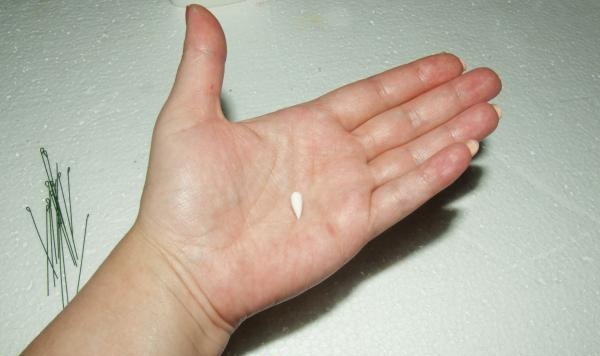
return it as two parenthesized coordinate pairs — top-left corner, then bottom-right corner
(22, 5), (501, 356)
(135, 4), (501, 339)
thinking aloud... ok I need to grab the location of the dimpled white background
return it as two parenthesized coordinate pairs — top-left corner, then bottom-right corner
(1, 0), (599, 355)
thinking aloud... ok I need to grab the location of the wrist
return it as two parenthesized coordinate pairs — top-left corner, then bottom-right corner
(124, 225), (232, 355)
(23, 226), (231, 356)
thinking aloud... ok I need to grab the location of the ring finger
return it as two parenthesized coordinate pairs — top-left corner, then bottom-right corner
(354, 68), (501, 161)
(369, 102), (500, 187)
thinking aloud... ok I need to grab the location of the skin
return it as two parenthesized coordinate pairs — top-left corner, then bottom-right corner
(22, 5), (501, 356)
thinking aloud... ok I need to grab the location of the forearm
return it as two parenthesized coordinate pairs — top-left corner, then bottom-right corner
(22, 228), (231, 356)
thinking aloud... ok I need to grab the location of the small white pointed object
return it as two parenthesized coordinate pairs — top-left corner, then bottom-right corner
(290, 192), (303, 220)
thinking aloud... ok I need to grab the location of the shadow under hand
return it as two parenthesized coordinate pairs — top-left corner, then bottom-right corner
(224, 166), (485, 355)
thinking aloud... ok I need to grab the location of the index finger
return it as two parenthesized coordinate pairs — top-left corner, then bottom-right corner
(313, 53), (465, 131)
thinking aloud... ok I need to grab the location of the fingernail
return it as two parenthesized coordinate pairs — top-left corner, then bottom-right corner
(459, 57), (467, 71)
(492, 104), (502, 118)
(466, 140), (479, 157)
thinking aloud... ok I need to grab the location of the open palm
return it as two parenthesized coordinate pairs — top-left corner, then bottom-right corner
(135, 6), (501, 328)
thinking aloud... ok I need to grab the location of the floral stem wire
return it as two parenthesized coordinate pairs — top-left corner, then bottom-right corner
(51, 178), (78, 265)
(77, 214), (89, 293)
(67, 167), (73, 237)
(25, 207), (58, 279)
(27, 148), (90, 309)
(45, 203), (50, 296)
(58, 171), (78, 260)
(57, 226), (65, 309)
(46, 200), (56, 287)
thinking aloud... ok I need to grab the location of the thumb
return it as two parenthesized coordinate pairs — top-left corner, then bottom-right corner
(168, 5), (227, 119)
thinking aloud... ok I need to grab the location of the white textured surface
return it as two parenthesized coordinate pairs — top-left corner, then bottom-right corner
(1, 0), (599, 355)
(170, 0), (246, 8)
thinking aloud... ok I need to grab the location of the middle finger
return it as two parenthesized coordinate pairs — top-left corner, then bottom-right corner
(353, 68), (501, 161)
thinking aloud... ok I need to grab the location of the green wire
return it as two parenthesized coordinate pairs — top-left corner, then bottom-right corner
(77, 214), (90, 293)
(57, 172), (78, 261)
(29, 148), (89, 309)
(25, 207), (58, 279)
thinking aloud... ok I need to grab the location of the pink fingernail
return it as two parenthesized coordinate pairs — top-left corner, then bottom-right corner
(459, 57), (467, 71)
(492, 104), (502, 118)
(466, 140), (479, 157)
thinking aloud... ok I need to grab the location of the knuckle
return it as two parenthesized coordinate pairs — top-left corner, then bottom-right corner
(369, 76), (392, 105)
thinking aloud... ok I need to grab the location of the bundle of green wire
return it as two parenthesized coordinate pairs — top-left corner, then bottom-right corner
(25, 148), (89, 309)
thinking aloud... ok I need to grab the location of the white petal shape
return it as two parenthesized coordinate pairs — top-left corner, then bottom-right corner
(290, 192), (303, 220)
